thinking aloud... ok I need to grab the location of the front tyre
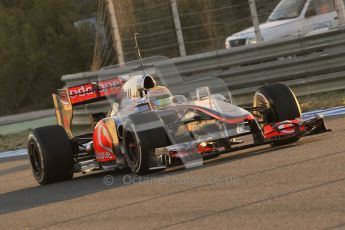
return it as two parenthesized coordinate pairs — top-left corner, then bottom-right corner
(123, 112), (171, 175)
(27, 125), (74, 185)
(254, 83), (301, 145)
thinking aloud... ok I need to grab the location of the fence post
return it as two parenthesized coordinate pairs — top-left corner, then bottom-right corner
(248, 0), (263, 42)
(171, 0), (187, 56)
(106, 0), (125, 65)
(335, 0), (345, 27)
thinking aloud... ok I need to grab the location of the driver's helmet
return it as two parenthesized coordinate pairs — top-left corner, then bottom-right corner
(147, 86), (173, 109)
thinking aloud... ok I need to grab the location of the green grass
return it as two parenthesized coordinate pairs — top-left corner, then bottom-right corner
(298, 90), (345, 112)
(0, 130), (31, 152)
(0, 125), (92, 152)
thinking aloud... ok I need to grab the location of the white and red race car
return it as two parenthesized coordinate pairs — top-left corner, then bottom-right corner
(27, 58), (329, 185)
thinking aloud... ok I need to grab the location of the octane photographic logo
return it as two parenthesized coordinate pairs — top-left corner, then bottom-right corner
(103, 175), (115, 186)
(97, 56), (234, 170)
(103, 174), (239, 187)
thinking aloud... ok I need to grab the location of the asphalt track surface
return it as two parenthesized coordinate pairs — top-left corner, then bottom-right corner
(0, 116), (344, 230)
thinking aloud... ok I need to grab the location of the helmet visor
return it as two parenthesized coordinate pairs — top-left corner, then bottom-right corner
(151, 95), (172, 107)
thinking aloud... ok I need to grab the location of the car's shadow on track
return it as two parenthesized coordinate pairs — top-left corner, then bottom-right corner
(0, 142), (300, 216)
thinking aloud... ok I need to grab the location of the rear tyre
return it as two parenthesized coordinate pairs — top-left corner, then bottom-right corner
(27, 125), (74, 185)
(123, 112), (171, 175)
(254, 83), (301, 145)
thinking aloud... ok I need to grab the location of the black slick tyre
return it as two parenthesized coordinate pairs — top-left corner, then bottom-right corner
(27, 125), (74, 185)
(254, 83), (301, 145)
(123, 112), (170, 175)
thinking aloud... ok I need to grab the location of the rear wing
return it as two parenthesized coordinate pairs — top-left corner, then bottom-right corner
(52, 77), (125, 137)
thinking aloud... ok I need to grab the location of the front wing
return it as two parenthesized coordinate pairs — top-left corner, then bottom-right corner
(152, 115), (330, 169)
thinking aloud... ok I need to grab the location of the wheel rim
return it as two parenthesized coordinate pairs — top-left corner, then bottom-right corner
(256, 96), (268, 123)
(254, 93), (275, 124)
(125, 131), (138, 162)
(28, 142), (42, 178)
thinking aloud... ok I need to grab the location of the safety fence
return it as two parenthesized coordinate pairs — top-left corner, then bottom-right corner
(92, 0), (345, 69)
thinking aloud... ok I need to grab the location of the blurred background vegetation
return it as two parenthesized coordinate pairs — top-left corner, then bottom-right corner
(0, 0), (97, 116)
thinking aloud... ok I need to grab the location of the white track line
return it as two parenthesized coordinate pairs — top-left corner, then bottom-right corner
(0, 149), (27, 159)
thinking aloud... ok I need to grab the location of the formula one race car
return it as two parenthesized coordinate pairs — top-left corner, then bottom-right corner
(27, 58), (329, 184)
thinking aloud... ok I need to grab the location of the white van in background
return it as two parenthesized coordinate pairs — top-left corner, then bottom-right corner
(225, 0), (344, 48)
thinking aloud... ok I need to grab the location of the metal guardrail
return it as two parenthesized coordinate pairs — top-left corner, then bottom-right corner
(62, 71), (100, 87)
(62, 29), (345, 125)
(180, 29), (345, 104)
(0, 109), (55, 126)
